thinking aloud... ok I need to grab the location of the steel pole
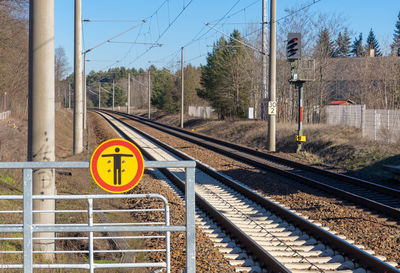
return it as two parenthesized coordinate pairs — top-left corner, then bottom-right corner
(83, 52), (87, 130)
(112, 80), (115, 111)
(268, 0), (276, 152)
(181, 47), (184, 128)
(73, 0), (83, 154)
(28, 0), (56, 258)
(297, 82), (303, 153)
(127, 73), (130, 114)
(148, 70), (151, 119)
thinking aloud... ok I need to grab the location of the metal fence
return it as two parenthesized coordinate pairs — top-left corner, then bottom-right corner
(188, 106), (214, 119)
(0, 111), (10, 120)
(0, 160), (196, 273)
(325, 105), (400, 143)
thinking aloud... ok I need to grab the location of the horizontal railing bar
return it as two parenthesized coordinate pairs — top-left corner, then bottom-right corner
(0, 262), (167, 269)
(0, 211), (23, 213)
(0, 160), (195, 169)
(30, 208), (164, 213)
(145, 160), (196, 168)
(0, 224), (184, 233)
(95, 262), (167, 268)
(0, 161), (89, 169)
(29, 235), (166, 240)
(93, 249), (166, 253)
(34, 222), (165, 227)
(0, 249), (167, 254)
(32, 193), (167, 200)
(95, 209), (165, 213)
(93, 222), (165, 226)
(33, 210), (87, 213)
(93, 235), (165, 240)
(33, 225), (186, 233)
(0, 196), (23, 200)
(0, 227), (23, 232)
(33, 250), (89, 254)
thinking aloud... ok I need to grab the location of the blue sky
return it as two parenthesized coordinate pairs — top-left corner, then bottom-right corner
(54, 0), (400, 74)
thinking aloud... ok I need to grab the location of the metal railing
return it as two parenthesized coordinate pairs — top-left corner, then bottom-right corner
(0, 160), (196, 273)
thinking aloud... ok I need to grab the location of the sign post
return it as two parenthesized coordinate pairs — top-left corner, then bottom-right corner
(90, 139), (144, 193)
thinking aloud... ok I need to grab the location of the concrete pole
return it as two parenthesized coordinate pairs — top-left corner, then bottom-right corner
(112, 80), (115, 111)
(68, 83), (71, 109)
(261, 0), (267, 101)
(127, 73), (131, 114)
(28, 0), (56, 257)
(83, 52), (87, 130)
(73, 0), (83, 154)
(181, 47), (184, 128)
(148, 70), (151, 119)
(268, 0), (276, 152)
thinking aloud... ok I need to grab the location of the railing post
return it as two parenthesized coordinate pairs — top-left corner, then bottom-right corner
(165, 203), (171, 273)
(88, 198), (94, 273)
(23, 169), (33, 273)
(185, 166), (196, 273)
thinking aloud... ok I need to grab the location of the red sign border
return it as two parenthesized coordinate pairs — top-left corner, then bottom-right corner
(90, 139), (144, 193)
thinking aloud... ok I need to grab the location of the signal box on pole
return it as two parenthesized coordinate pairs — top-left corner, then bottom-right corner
(287, 33), (301, 60)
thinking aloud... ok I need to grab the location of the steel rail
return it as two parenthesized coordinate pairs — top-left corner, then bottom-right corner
(101, 110), (400, 221)
(96, 111), (291, 273)
(95, 110), (400, 273)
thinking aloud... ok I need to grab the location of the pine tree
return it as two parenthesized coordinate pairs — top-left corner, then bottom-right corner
(342, 28), (352, 56)
(335, 28), (351, 57)
(198, 30), (251, 118)
(334, 32), (343, 57)
(391, 11), (400, 56)
(314, 28), (334, 58)
(351, 33), (364, 57)
(366, 28), (382, 56)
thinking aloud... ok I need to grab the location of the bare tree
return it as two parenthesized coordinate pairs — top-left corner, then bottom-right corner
(0, 0), (28, 116)
(55, 47), (69, 108)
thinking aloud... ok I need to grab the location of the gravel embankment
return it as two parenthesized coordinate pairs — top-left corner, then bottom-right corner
(90, 112), (237, 273)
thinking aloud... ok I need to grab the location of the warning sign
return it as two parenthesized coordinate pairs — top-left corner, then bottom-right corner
(90, 139), (144, 193)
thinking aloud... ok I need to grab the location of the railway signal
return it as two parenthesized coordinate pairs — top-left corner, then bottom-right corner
(287, 33), (301, 60)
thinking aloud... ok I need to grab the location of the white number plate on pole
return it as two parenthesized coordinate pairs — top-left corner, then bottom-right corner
(268, 101), (277, 115)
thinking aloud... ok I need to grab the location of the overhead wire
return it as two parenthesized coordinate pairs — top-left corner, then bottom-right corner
(149, 0), (246, 69)
(124, 0), (195, 67)
(85, 0), (170, 71)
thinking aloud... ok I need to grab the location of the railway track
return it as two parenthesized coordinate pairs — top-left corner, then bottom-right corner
(101, 110), (400, 223)
(94, 110), (400, 273)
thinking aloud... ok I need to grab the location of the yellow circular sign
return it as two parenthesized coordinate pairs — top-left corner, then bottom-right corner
(90, 139), (144, 193)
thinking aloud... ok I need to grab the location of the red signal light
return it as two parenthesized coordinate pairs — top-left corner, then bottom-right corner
(293, 38), (297, 42)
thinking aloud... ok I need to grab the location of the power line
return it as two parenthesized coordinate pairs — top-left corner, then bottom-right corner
(83, 19), (143, 23)
(125, 0), (196, 67)
(205, 23), (264, 54)
(276, 0), (323, 23)
(183, 0), (243, 48)
(216, 0), (259, 22)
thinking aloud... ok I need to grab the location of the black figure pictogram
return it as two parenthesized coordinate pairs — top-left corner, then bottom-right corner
(102, 147), (133, 185)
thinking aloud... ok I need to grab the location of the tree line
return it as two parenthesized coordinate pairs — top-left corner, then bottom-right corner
(1, 2), (399, 125)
